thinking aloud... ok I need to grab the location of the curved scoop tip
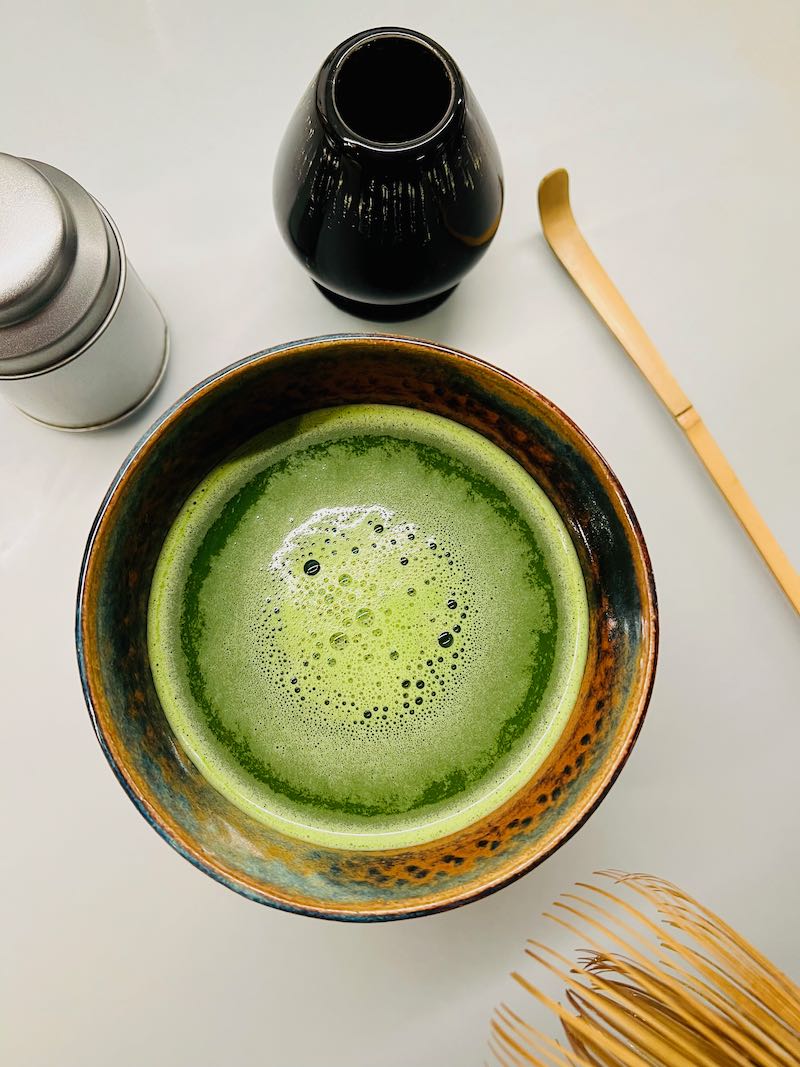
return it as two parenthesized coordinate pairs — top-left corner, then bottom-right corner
(538, 168), (570, 217)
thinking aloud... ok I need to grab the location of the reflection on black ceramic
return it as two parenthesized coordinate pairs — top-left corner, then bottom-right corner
(273, 27), (504, 320)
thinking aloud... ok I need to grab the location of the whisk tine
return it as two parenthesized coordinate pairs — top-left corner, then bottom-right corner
(490, 1033), (528, 1067)
(501, 1004), (593, 1067)
(558, 886), (797, 1064)
(602, 871), (795, 995)
(491, 1018), (546, 1065)
(513, 971), (646, 1067)
(495, 1006), (583, 1067)
(489, 873), (799, 1067)
(546, 898), (782, 1065)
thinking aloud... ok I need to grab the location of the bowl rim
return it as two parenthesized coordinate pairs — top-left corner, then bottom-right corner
(76, 333), (658, 921)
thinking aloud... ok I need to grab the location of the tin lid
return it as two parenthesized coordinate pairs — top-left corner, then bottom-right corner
(0, 154), (122, 378)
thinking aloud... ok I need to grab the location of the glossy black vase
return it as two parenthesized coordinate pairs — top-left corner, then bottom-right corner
(273, 27), (504, 320)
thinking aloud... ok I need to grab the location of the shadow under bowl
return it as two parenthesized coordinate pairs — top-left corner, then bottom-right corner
(76, 335), (657, 921)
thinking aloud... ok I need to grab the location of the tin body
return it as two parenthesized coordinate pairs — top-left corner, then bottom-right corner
(0, 155), (168, 430)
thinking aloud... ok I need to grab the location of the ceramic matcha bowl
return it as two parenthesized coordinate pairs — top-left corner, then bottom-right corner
(77, 335), (657, 921)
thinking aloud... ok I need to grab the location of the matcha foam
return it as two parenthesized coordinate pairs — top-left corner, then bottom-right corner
(148, 405), (589, 849)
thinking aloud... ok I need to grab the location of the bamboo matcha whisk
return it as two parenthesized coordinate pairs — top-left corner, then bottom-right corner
(490, 870), (800, 1067)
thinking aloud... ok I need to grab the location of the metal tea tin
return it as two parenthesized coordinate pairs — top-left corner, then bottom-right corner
(0, 153), (168, 430)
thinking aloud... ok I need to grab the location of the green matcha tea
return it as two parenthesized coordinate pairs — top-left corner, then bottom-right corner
(148, 405), (588, 849)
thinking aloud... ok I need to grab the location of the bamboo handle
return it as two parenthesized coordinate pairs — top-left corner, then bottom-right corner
(678, 408), (800, 611)
(538, 171), (692, 419)
(538, 168), (800, 614)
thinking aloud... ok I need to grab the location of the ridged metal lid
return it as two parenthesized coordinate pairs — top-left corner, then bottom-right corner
(0, 154), (121, 378)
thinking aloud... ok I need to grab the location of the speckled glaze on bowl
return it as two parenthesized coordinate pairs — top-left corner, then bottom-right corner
(76, 335), (657, 921)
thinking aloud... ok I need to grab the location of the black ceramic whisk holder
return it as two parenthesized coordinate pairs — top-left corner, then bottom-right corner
(273, 27), (504, 320)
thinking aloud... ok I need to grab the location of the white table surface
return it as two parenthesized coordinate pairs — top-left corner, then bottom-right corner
(2, 2), (798, 1064)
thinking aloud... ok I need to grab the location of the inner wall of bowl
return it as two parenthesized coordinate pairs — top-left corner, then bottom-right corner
(84, 338), (652, 918)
